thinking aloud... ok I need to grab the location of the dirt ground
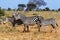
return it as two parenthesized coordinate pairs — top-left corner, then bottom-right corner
(0, 11), (60, 40)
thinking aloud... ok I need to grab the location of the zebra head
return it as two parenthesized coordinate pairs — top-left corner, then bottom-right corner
(13, 12), (26, 21)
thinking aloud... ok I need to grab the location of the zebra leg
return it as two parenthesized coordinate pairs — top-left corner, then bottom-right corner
(56, 23), (58, 26)
(26, 26), (30, 32)
(23, 24), (26, 32)
(23, 24), (29, 32)
(51, 24), (57, 32)
(37, 22), (41, 32)
(12, 22), (16, 27)
(36, 21), (41, 32)
(38, 25), (41, 32)
(12, 22), (16, 29)
(51, 24), (55, 29)
(12, 23), (15, 27)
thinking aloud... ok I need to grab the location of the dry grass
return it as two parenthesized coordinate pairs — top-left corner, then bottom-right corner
(0, 11), (60, 40)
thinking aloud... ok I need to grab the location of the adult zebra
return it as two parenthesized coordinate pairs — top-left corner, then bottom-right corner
(4, 16), (23, 27)
(13, 12), (43, 32)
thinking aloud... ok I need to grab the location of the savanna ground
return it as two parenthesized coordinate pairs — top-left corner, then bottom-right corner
(0, 11), (60, 40)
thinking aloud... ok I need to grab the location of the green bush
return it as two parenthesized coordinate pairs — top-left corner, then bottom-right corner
(7, 8), (11, 11)
(0, 9), (5, 17)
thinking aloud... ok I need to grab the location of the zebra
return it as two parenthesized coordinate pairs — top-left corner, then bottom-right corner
(4, 16), (23, 27)
(38, 18), (58, 32)
(13, 12), (43, 32)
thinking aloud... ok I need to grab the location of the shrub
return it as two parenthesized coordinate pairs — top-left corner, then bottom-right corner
(0, 7), (5, 17)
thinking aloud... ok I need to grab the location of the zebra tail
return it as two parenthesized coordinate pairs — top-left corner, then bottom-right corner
(56, 23), (58, 26)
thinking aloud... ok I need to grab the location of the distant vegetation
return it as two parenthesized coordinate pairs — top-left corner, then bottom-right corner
(0, 0), (60, 11)
(5, 7), (60, 11)
(0, 7), (5, 17)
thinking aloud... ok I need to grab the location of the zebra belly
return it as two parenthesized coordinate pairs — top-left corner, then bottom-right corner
(41, 21), (51, 26)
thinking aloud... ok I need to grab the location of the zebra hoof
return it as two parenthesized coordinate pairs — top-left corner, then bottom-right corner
(25, 30), (30, 32)
(23, 30), (30, 32)
(50, 30), (53, 33)
(38, 30), (40, 32)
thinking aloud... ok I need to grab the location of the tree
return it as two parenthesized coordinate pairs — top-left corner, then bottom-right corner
(58, 8), (60, 11)
(13, 9), (16, 11)
(27, 0), (47, 11)
(7, 8), (11, 11)
(42, 9), (45, 11)
(0, 7), (1, 11)
(17, 8), (21, 11)
(51, 9), (55, 11)
(18, 4), (26, 11)
(45, 7), (50, 11)
(0, 7), (5, 17)
(26, 3), (36, 11)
